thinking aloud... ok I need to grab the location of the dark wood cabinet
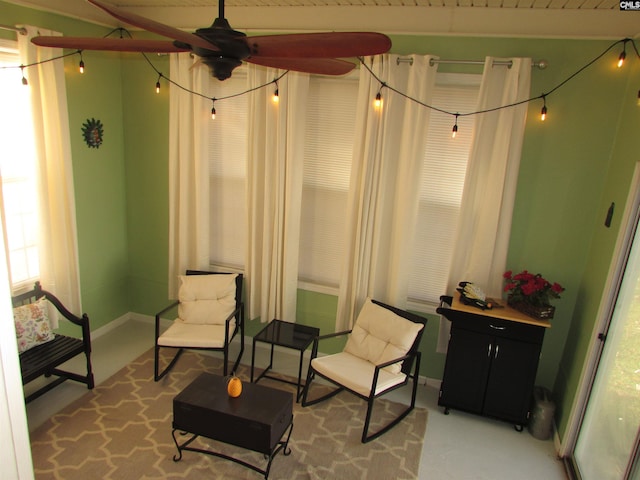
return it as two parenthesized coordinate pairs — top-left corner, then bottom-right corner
(437, 295), (550, 429)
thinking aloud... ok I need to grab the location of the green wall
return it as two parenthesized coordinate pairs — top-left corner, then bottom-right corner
(120, 51), (172, 314)
(554, 58), (640, 439)
(3, 0), (638, 447)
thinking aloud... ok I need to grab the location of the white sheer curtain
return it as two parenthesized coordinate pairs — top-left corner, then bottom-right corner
(246, 67), (308, 323)
(17, 26), (81, 312)
(335, 54), (439, 331)
(437, 56), (532, 352)
(168, 54), (210, 297)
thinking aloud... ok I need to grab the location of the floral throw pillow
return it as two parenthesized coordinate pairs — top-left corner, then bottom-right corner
(14, 297), (55, 354)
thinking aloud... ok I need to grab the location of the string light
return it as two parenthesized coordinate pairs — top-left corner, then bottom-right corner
(11, 33), (640, 136)
(20, 65), (28, 85)
(374, 82), (385, 110)
(374, 92), (382, 109)
(541, 96), (547, 121)
(272, 81), (279, 104)
(211, 99), (216, 120)
(617, 41), (627, 68)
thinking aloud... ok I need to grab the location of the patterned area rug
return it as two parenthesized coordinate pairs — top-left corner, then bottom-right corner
(29, 348), (428, 479)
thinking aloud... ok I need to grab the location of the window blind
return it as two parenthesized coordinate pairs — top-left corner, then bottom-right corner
(298, 72), (358, 287)
(0, 43), (40, 286)
(208, 68), (248, 270)
(408, 73), (481, 303)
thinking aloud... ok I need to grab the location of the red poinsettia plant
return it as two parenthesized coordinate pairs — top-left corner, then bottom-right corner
(503, 270), (565, 307)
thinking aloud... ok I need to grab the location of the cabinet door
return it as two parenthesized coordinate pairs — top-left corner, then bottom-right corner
(482, 336), (541, 424)
(439, 327), (492, 414)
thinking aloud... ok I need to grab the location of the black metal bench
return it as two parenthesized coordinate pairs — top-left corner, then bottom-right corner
(13, 282), (95, 403)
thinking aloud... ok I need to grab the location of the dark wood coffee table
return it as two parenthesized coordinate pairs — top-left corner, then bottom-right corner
(172, 372), (294, 479)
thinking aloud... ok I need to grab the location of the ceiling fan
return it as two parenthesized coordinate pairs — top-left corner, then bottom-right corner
(31, 0), (392, 81)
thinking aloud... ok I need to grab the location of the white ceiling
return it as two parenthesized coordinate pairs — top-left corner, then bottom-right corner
(5, 0), (640, 39)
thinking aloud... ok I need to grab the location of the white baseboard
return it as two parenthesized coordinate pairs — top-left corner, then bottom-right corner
(90, 313), (135, 340)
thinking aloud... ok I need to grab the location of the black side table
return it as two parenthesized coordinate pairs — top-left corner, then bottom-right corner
(251, 319), (320, 402)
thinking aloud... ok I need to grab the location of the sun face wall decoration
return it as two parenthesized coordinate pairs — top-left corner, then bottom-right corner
(81, 118), (104, 148)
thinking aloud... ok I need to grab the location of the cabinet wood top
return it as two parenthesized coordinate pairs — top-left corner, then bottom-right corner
(445, 294), (552, 329)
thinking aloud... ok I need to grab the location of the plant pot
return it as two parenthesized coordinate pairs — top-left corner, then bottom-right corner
(508, 297), (555, 320)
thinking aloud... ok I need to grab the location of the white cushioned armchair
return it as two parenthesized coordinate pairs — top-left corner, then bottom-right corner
(301, 298), (427, 443)
(154, 270), (244, 381)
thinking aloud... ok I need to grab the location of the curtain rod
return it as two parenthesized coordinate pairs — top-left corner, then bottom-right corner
(396, 57), (548, 69)
(0, 24), (27, 35)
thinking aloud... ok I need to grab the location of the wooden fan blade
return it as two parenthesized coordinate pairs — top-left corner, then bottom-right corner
(88, 0), (218, 52)
(31, 36), (190, 53)
(246, 57), (355, 76)
(247, 32), (391, 59)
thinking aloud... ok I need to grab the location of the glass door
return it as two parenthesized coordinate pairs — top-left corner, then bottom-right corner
(572, 174), (640, 479)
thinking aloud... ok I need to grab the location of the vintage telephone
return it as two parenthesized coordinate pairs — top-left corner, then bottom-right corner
(456, 281), (496, 310)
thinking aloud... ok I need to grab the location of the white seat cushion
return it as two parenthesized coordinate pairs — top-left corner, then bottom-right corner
(157, 319), (234, 348)
(311, 352), (406, 397)
(344, 298), (424, 374)
(178, 274), (237, 325)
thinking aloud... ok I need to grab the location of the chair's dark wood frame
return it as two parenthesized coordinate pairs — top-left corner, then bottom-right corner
(154, 270), (244, 381)
(13, 281), (94, 403)
(301, 299), (427, 443)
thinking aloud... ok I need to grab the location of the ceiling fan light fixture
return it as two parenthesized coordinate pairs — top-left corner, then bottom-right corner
(202, 55), (243, 81)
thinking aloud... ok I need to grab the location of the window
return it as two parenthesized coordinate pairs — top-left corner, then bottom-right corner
(0, 41), (40, 288)
(408, 73), (481, 304)
(208, 68), (480, 303)
(208, 69), (248, 270)
(299, 71), (358, 288)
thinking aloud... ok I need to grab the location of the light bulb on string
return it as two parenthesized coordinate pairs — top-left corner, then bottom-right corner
(374, 82), (385, 110)
(637, 89), (640, 106)
(540, 96), (547, 121)
(78, 51), (85, 74)
(272, 81), (279, 104)
(211, 99), (216, 120)
(617, 39), (628, 68)
(20, 65), (28, 85)
(451, 114), (459, 138)
(155, 74), (162, 94)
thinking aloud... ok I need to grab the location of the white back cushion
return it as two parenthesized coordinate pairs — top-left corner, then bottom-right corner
(178, 274), (238, 325)
(344, 298), (424, 374)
